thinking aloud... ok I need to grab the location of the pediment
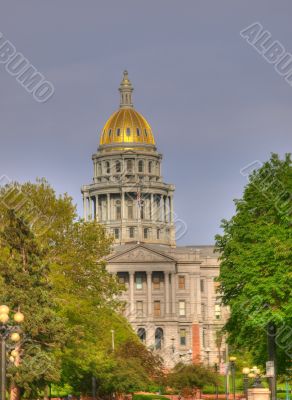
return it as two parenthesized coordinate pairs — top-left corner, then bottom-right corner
(107, 244), (176, 264)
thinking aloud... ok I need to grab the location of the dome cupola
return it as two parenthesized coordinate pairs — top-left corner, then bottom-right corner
(99, 71), (155, 147)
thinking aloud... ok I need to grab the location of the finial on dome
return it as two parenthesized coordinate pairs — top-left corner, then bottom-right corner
(119, 70), (134, 108)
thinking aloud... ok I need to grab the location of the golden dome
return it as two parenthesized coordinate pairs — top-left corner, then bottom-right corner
(99, 71), (155, 147)
(100, 108), (155, 146)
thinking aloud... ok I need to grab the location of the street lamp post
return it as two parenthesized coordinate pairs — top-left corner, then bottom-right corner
(205, 348), (211, 367)
(0, 305), (24, 400)
(111, 329), (115, 352)
(229, 356), (237, 400)
(242, 367), (250, 400)
(171, 337), (175, 353)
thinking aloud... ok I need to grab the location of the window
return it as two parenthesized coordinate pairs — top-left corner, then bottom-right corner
(180, 329), (186, 346)
(114, 228), (119, 240)
(179, 300), (186, 316)
(126, 127), (131, 137)
(143, 228), (148, 239)
(129, 227), (135, 238)
(136, 301), (144, 317)
(138, 160), (144, 173)
(215, 304), (221, 320)
(148, 161), (152, 173)
(136, 128), (140, 137)
(105, 161), (110, 174)
(155, 328), (163, 349)
(115, 160), (121, 173)
(126, 159), (133, 172)
(153, 275), (160, 290)
(156, 229), (160, 240)
(178, 276), (185, 290)
(116, 128), (121, 137)
(201, 303), (206, 320)
(108, 129), (112, 137)
(137, 327), (146, 343)
(136, 274), (143, 290)
(128, 201), (133, 219)
(200, 279), (205, 292)
(115, 200), (121, 220)
(154, 301), (161, 317)
(144, 129), (148, 137)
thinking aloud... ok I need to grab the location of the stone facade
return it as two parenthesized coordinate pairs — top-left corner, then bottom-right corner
(81, 71), (227, 367)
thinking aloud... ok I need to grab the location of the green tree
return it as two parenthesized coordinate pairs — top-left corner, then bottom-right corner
(215, 153), (292, 374)
(97, 339), (164, 397)
(167, 363), (219, 397)
(0, 179), (137, 396)
(0, 210), (68, 398)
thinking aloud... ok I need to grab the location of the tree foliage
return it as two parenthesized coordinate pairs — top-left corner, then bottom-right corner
(167, 362), (219, 395)
(215, 153), (292, 374)
(0, 179), (140, 396)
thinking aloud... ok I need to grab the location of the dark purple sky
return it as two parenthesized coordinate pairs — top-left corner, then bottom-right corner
(0, 1), (291, 245)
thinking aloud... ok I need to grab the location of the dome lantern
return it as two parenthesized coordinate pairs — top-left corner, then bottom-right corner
(119, 70), (134, 108)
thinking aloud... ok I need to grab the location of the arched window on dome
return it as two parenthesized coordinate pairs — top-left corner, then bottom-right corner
(136, 128), (140, 137)
(155, 328), (163, 350)
(144, 129), (148, 137)
(105, 161), (110, 174)
(138, 160), (144, 173)
(126, 127), (131, 137)
(108, 129), (112, 138)
(126, 159), (133, 173)
(137, 328), (146, 343)
(115, 160), (121, 173)
(148, 161), (152, 174)
(116, 128), (121, 137)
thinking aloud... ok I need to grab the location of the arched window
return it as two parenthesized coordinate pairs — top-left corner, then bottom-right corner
(144, 129), (148, 137)
(97, 163), (102, 175)
(138, 160), (144, 173)
(105, 161), (110, 174)
(155, 328), (163, 350)
(136, 128), (140, 137)
(116, 160), (121, 173)
(137, 328), (146, 343)
(116, 128), (121, 137)
(148, 161), (152, 174)
(126, 127), (131, 137)
(108, 129), (112, 137)
(126, 159), (133, 172)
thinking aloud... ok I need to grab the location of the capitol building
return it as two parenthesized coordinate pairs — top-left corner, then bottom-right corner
(82, 71), (227, 367)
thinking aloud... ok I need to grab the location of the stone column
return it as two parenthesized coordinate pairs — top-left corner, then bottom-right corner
(190, 274), (197, 320)
(88, 197), (92, 221)
(164, 272), (170, 315)
(170, 195), (174, 224)
(196, 276), (202, 318)
(83, 196), (87, 221)
(147, 271), (152, 316)
(121, 191), (126, 219)
(107, 193), (110, 221)
(129, 271), (135, 315)
(171, 273), (176, 315)
(95, 194), (99, 221)
(207, 278), (213, 321)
